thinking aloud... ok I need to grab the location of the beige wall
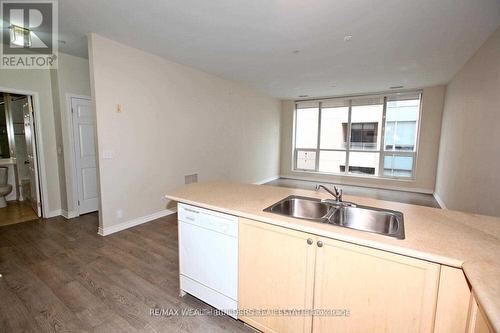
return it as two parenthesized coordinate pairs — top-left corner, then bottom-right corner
(0, 53), (91, 217)
(0, 68), (61, 214)
(435, 27), (500, 217)
(88, 34), (281, 231)
(52, 53), (92, 215)
(280, 85), (446, 193)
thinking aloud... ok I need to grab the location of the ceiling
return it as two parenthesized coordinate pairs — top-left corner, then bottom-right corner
(58, 0), (500, 99)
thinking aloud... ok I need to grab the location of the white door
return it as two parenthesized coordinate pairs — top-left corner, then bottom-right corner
(71, 97), (98, 214)
(23, 96), (42, 217)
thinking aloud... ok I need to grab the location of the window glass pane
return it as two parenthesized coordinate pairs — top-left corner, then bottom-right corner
(295, 108), (319, 149)
(385, 98), (420, 152)
(383, 155), (414, 177)
(347, 152), (379, 175)
(296, 150), (316, 170)
(319, 151), (346, 173)
(320, 107), (348, 149)
(350, 104), (383, 150)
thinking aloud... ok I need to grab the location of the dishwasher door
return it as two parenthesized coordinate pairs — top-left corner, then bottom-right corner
(178, 204), (238, 318)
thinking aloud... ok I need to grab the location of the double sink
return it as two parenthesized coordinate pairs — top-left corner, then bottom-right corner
(264, 195), (405, 239)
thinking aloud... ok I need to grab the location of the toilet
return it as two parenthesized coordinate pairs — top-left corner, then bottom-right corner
(0, 167), (12, 208)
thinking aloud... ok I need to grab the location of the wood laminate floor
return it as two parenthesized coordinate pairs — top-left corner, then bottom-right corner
(0, 213), (253, 333)
(0, 201), (40, 227)
(265, 178), (440, 208)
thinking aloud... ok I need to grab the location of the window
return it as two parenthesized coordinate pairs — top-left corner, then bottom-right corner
(294, 92), (421, 179)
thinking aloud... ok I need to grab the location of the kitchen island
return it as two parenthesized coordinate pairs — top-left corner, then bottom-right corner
(166, 181), (500, 333)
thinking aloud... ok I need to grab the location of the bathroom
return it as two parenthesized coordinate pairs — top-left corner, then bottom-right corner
(0, 92), (39, 225)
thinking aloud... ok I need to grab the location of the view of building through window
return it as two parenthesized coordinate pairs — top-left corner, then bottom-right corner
(294, 92), (421, 178)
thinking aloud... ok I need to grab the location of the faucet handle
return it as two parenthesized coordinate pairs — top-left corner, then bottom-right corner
(333, 186), (340, 196)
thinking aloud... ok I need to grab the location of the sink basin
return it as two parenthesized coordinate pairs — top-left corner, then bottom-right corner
(264, 196), (330, 221)
(329, 206), (404, 238)
(264, 196), (405, 239)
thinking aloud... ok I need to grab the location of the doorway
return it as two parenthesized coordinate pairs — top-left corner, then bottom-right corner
(0, 92), (42, 226)
(70, 96), (99, 215)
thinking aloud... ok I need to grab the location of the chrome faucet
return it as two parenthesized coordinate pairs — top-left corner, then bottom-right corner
(315, 184), (343, 202)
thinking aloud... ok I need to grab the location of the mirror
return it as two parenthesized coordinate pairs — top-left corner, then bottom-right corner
(0, 95), (10, 158)
(0, 93), (29, 160)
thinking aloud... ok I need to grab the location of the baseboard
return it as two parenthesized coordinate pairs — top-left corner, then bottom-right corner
(433, 192), (447, 209)
(253, 176), (280, 185)
(62, 209), (79, 219)
(98, 208), (177, 236)
(279, 175), (434, 194)
(45, 209), (62, 218)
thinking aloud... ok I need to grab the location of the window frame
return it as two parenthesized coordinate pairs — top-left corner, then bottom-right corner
(293, 91), (422, 180)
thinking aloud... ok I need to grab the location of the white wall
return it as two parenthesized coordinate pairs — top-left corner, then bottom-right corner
(280, 85), (446, 193)
(88, 34), (281, 232)
(435, 26), (500, 217)
(51, 53), (92, 216)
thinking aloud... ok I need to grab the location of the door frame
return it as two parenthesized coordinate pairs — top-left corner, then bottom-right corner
(0, 86), (48, 217)
(66, 93), (97, 217)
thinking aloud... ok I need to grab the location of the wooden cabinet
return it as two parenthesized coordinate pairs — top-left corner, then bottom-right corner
(434, 266), (471, 333)
(312, 237), (440, 333)
(466, 293), (495, 333)
(239, 218), (442, 333)
(238, 218), (316, 333)
(238, 218), (497, 333)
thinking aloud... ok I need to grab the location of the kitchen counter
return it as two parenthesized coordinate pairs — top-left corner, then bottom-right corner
(166, 181), (500, 332)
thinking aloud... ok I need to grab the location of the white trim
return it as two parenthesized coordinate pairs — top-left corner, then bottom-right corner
(98, 208), (177, 236)
(253, 176), (279, 185)
(433, 192), (447, 209)
(61, 209), (79, 219)
(66, 94), (93, 216)
(279, 175), (434, 194)
(0, 86), (49, 218)
(45, 209), (62, 218)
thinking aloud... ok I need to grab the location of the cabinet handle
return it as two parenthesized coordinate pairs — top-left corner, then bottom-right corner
(307, 238), (313, 245)
(317, 240), (323, 248)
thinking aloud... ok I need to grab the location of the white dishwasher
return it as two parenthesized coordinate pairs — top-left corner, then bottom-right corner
(178, 203), (238, 318)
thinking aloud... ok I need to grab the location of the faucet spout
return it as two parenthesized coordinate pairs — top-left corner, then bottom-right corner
(315, 184), (343, 202)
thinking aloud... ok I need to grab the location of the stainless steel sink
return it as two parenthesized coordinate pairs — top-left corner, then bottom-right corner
(264, 196), (405, 239)
(265, 196), (331, 221)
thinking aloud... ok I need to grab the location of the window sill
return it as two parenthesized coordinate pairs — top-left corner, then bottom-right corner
(291, 169), (417, 183)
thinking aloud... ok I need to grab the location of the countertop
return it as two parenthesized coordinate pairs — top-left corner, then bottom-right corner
(166, 181), (500, 332)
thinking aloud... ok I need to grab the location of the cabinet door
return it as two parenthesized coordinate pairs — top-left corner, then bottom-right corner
(313, 237), (440, 333)
(434, 266), (471, 333)
(239, 219), (316, 333)
(466, 293), (495, 333)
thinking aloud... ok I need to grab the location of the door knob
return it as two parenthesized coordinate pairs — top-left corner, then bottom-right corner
(307, 238), (313, 245)
(317, 240), (323, 248)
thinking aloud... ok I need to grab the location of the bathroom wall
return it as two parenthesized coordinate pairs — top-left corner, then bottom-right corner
(10, 98), (29, 182)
